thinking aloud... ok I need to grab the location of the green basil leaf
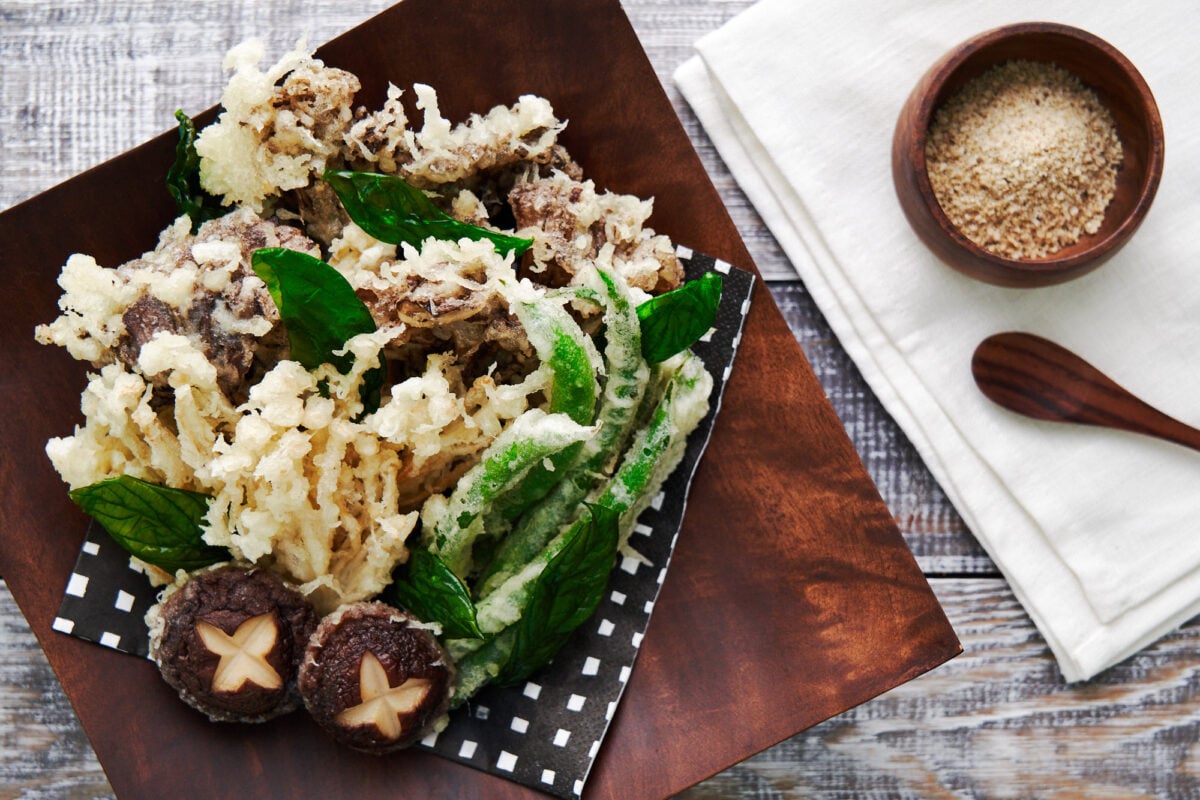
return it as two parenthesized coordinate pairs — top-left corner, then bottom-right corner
(384, 548), (484, 640)
(636, 271), (724, 364)
(323, 169), (533, 257)
(165, 110), (224, 233)
(251, 247), (382, 413)
(68, 476), (226, 572)
(495, 503), (620, 686)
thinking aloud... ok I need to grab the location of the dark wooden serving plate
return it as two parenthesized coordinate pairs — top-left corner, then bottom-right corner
(0, 0), (960, 796)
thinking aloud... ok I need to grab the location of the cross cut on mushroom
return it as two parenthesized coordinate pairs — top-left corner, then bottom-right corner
(298, 603), (455, 752)
(335, 651), (432, 740)
(196, 613), (283, 693)
(149, 566), (317, 722)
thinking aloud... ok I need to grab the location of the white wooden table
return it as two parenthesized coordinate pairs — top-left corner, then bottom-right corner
(4, 1), (1200, 797)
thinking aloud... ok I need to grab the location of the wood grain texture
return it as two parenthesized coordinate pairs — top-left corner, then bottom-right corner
(1, 0), (986, 572)
(0, 0), (959, 798)
(0, 581), (113, 800)
(11, 576), (1200, 800)
(972, 332), (1200, 451)
(29, 0), (1199, 798)
(680, 578), (1200, 800)
(890, 22), (1165, 287)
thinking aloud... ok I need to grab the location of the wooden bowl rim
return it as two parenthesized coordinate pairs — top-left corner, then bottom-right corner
(906, 20), (1164, 278)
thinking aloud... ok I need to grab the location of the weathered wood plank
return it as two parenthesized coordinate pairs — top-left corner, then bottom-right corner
(0, 0), (397, 208)
(0, 581), (112, 800)
(8, 578), (1200, 799)
(681, 578), (1200, 799)
(0, 0), (1055, 798)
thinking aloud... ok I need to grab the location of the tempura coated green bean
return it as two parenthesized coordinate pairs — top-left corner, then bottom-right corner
(488, 284), (602, 522)
(472, 352), (711, 636)
(476, 267), (649, 597)
(422, 409), (594, 578)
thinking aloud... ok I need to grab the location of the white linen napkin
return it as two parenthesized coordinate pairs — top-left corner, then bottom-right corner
(676, 0), (1200, 681)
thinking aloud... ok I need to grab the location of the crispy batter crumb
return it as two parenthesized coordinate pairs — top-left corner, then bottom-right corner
(197, 39), (360, 214)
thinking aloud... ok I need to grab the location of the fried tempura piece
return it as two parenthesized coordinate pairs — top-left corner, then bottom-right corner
(509, 172), (683, 293)
(197, 39), (361, 213)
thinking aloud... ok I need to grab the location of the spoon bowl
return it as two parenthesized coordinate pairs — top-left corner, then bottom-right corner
(971, 332), (1200, 452)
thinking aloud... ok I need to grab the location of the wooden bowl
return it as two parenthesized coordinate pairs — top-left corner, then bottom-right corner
(892, 22), (1164, 287)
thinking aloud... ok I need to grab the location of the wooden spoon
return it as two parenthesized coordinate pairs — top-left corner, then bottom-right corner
(971, 332), (1200, 451)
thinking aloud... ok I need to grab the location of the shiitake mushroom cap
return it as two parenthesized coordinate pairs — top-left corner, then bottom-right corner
(298, 601), (455, 753)
(148, 564), (318, 723)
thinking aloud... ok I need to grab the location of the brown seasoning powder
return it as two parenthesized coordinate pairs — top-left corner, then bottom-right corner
(924, 60), (1123, 260)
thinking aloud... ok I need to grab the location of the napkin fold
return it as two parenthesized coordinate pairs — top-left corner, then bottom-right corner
(676, 0), (1200, 681)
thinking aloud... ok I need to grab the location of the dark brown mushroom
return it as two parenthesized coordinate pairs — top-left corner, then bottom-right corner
(298, 601), (455, 754)
(148, 564), (318, 723)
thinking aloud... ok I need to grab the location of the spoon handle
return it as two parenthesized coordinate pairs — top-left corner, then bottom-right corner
(971, 332), (1200, 453)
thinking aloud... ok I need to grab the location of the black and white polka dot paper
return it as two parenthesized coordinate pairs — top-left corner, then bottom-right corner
(54, 250), (755, 799)
(56, 524), (160, 657)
